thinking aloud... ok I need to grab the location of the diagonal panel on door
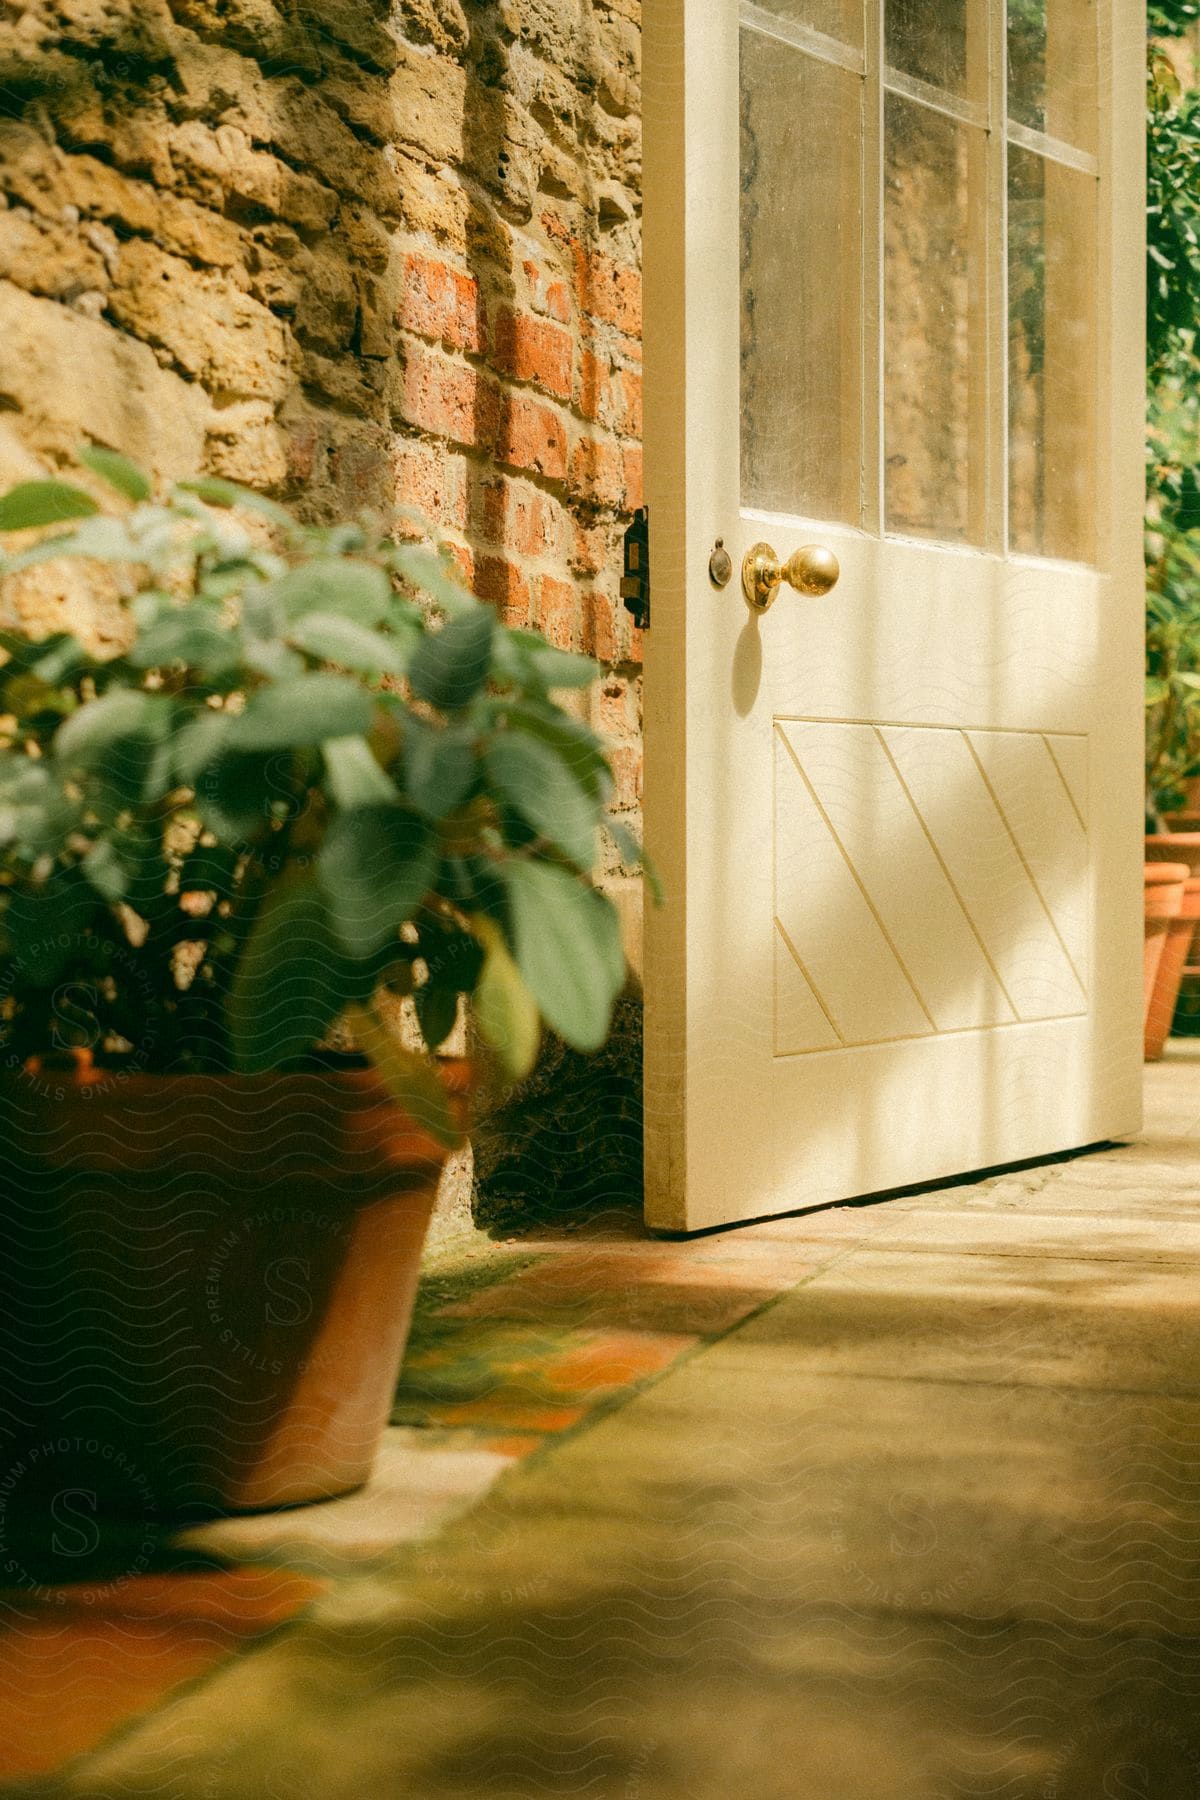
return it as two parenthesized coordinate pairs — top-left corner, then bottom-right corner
(778, 719), (1017, 1037)
(880, 723), (1088, 1023)
(774, 725), (933, 1052)
(965, 728), (1089, 986)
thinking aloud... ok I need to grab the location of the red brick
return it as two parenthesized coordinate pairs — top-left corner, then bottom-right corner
(497, 392), (568, 481)
(623, 445), (644, 510)
(447, 542), (474, 585)
(537, 574), (577, 650)
(493, 307), (573, 399)
(393, 439), (440, 523)
(473, 476), (563, 558)
(598, 675), (632, 735)
(578, 347), (607, 424)
(581, 589), (619, 663)
(544, 280), (571, 323)
(582, 315), (643, 366)
(570, 437), (624, 509)
(577, 249), (642, 336)
(398, 253), (486, 354)
(540, 214), (642, 337)
(393, 439), (467, 530)
(571, 518), (610, 578)
(523, 259), (573, 325)
(608, 742), (643, 808)
(475, 554), (532, 627)
(397, 344), (499, 449)
(618, 368), (643, 438)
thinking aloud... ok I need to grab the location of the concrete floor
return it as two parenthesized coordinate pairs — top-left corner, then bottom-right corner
(12, 1048), (1200, 1798)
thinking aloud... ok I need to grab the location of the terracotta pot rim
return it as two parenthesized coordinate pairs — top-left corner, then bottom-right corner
(10, 1050), (471, 1097)
(1144, 863), (1191, 884)
(0, 1056), (473, 1186)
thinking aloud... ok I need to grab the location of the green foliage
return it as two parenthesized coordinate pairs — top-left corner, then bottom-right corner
(1146, 31), (1200, 813)
(0, 461), (640, 1126)
(1151, 0), (1200, 38)
(1148, 51), (1200, 382)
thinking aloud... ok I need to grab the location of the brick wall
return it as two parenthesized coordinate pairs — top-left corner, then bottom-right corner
(0, 0), (644, 964)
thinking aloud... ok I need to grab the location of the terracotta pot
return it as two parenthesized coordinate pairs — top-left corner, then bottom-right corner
(1146, 876), (1200, 1061)
(1144, 832), (1200, 879)
(1144, 863), (1189, 1059)
(1162, 814), (1200, 834)
(0, 1059), (468, 1518)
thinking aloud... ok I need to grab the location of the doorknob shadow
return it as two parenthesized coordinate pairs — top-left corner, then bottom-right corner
(733, 617), (763, 716)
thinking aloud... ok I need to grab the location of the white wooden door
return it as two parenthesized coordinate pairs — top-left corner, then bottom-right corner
(642, 0), (1145, 1232)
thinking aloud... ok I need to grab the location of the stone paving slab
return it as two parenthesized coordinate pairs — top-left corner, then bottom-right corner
(865, 1204), (1200, 1261)
(173, 1429), (520, 1578)
(721, 1249), (1200, 1395)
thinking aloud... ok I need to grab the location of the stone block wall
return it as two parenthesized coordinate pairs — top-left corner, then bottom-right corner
(0, 0), (644, 959)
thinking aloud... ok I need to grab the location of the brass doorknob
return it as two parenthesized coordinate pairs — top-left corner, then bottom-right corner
(741, 541), (840, 613)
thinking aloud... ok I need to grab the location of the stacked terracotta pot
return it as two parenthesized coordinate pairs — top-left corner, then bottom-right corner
(1144, 839), (1200, 1059)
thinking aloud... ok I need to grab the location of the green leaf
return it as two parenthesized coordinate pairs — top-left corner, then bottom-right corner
(471, 918), (540, 1078)
(30, 635), (89, 686)
(175, 476), (296, 530)
(0, 480), (99, 532)
(228, 877), (357, 1071)
(401, 716), (478, 817)
(485, 732), (599, 870)
(0, 760), (53, 804)
(505, 703), (614, 802)
(317, 804), (439, 957)
(529, 646), (598, 689)
(54, 689), (163, 768)
(492, 629), (599, 692)
(173, 708), (231, 782)
(242, 639), (305, 681)
(390, 544), (477, 616)
(0, 515), (138, 571)
(128, 613), (242, 677)
(227, 674), (374, 751)
(604, 816), (663, 905)
(77, 446), (151, 502)
(288, 611), (408, 677)
(346, 1003), (463, 1148)
(499, 861), (624, 1052)
(192, 751), (279, 841)
(408, 608), (495, 711)
(81, 838), (129, 902)
(271, 558), (392, 627)
(414, 976), (459, 1054)
(0, 760), (61, 856)
(322, 735), (399, 808)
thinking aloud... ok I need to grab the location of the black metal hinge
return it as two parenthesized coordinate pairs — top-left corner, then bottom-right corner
(620, 507), (649, 631)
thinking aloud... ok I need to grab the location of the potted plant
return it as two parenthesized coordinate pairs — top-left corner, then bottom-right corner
(0, 453), (632, 1521)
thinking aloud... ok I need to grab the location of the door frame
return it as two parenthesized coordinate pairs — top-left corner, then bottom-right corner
(640, 0), (1147, 1231)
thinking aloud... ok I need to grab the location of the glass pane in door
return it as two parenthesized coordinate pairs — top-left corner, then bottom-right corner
(740, 24), (864, 522)
(884, 93), (987, 544)
(1008, 145), (1097, 562)
(886, 0), (984, 101)
(1007, 0), (1097, 152)
(747, 0), (864, 51)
